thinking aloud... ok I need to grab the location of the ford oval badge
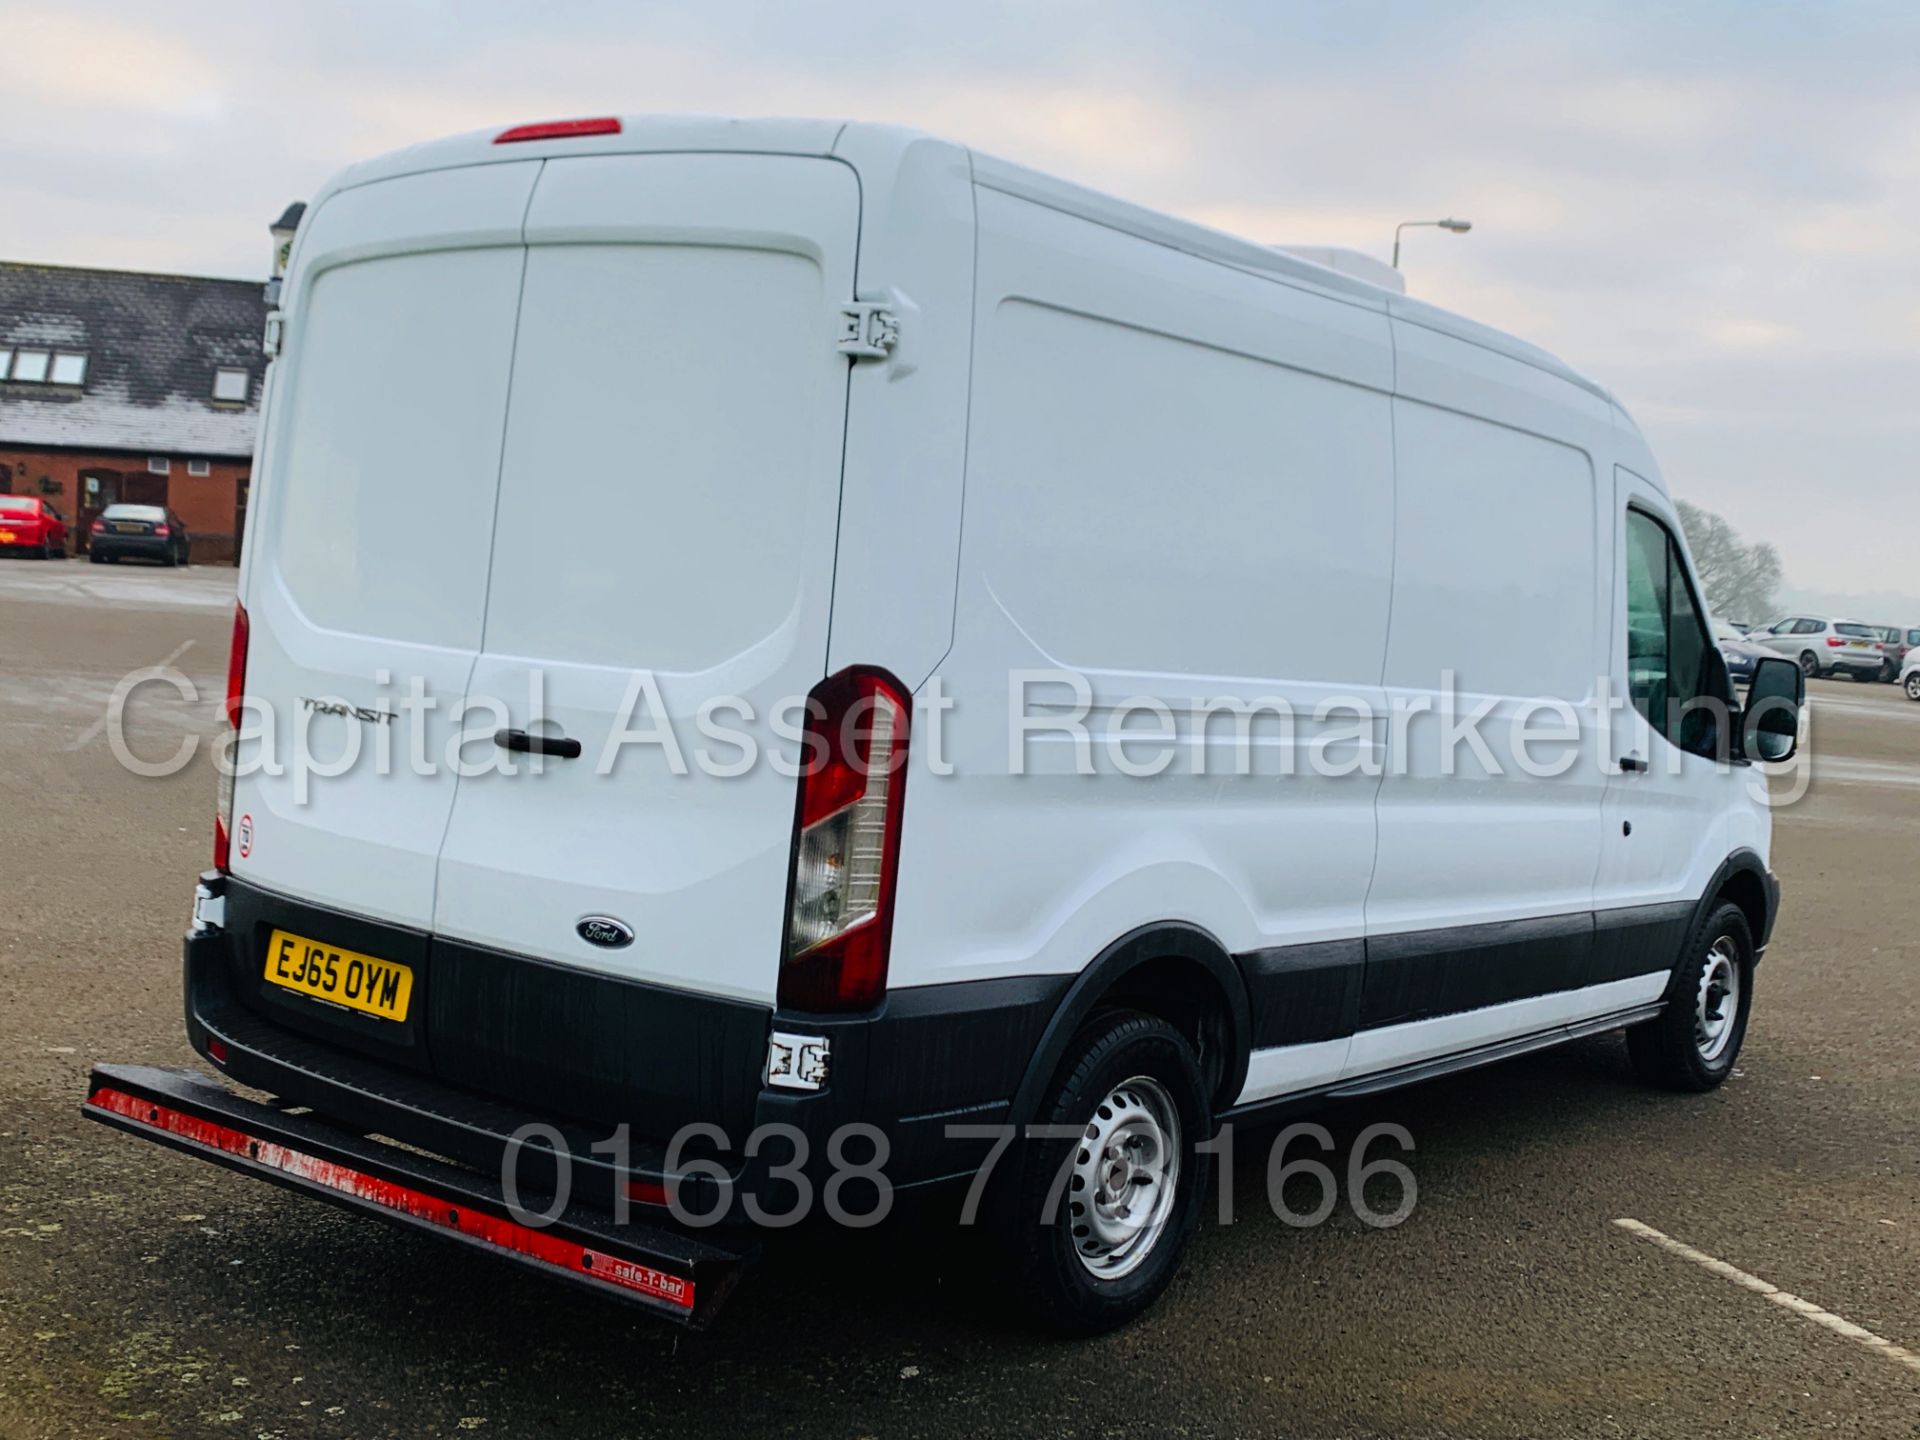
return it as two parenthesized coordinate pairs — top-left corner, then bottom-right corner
(577, 916), (634, 949)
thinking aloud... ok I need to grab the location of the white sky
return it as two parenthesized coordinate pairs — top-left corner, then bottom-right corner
(4, 0), (1915, 613)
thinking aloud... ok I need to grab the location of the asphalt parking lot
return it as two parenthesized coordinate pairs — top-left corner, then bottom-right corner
(2, 559), (1916, 1438)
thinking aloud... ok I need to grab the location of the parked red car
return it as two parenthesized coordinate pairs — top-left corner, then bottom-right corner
(0, 495), (69, 558)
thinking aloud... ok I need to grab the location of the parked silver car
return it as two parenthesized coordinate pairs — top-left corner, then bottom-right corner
(1751, 615), (1887, 680)
(1868, 625), (1912, 683)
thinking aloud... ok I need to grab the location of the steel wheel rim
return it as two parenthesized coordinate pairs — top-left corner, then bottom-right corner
(1068, 1075), (1181, 1280)
(1694, 938), (1742, 1063)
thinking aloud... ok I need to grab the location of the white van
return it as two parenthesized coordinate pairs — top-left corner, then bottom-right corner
(88, 115), (1803, 1334)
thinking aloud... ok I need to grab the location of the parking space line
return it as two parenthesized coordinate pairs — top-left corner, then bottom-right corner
(67, 639), (195, 750)
(1614, 1218), (1920, 1376)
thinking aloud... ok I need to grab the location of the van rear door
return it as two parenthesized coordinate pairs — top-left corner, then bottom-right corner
(230, 163), (540, 928)
(430, 154), (860, 1005)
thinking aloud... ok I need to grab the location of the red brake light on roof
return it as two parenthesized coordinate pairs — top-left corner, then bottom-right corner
(493, 116), (622, 144)
(778, 668), (911, 1013)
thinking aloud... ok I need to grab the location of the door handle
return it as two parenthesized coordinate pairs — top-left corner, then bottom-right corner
(1618, 753), (1647, 773)
(494, 728), (582, 760)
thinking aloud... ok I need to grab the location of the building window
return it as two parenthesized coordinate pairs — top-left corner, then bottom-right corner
(212, 367), (249, 402)
(187, 460), (211, 477)
(8, 349), (50, 383)
(49, 352), (87, 386)
(148, 457), (171, 475)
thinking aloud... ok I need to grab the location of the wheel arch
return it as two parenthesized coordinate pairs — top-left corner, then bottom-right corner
(1697, 848), (1777, 959)
(1009, 923), (1252, 1125)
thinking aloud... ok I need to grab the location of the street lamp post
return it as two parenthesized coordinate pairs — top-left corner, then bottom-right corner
(1392, 217), (1472, 269)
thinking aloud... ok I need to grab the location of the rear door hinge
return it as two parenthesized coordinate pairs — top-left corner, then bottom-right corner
(263, 311), (286, 361)
(836, 301), (899, 360)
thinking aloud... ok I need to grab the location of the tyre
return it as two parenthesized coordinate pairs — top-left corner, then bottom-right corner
(998, 1010), (1211, 1335)
(1626, 900), (1754, 1092)
(1797, 651), (1819, 679)
(1881, 660), (1898, 683)
(44, 538), (61, 560)
(88, 549), (104, 564)
(1905, 672), (1920, 702)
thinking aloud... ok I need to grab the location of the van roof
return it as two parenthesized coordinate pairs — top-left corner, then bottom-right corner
(309, 114), (1616, 410)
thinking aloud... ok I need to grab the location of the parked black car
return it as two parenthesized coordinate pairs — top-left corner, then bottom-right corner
(88, 504), (191, 566)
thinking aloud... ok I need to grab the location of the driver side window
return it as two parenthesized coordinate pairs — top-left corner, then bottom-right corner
(1625, 509), (1727, 753)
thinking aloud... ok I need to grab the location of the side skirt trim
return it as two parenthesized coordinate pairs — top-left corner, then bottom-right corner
(1324, 1000), (1664, 1099)
(1222, 999), (1664, 1121)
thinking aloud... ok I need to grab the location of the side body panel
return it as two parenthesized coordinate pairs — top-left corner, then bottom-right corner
(891, 178), (1397, 1113)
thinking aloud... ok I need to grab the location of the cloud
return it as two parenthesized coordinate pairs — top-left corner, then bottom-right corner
(0, 0), (1916, 601)
(0, 11), (227, 121)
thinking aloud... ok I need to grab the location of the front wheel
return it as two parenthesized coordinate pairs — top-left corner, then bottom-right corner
(1627, 901), (1754, 1092)
(1798, 651), (1820, 679)
(998, 1010), (1211, 1335)
(1904, 672), (1920, 702)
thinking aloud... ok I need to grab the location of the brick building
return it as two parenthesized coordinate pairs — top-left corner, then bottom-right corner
(0, 261), (269, 564)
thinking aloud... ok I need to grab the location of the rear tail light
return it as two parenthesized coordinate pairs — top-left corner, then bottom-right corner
(90, 519), (104, 534)
(154, 523), (170, 536)
(494, 116), (622, 144)
(778, 668), (911, 1013)
(213, 601), (249, 871)
(1826, 636), (1845, 647)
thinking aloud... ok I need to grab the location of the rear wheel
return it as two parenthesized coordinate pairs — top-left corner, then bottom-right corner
(44, 537), (61, 560)
(1881, 660), (1898, 683)
(998, 1010), (1210, 1335)
(88, 548), (104, 564)
(1627, 901), (1754, 1092)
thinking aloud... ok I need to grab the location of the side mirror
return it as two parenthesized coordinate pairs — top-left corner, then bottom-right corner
(1742, 656), (1805, 763)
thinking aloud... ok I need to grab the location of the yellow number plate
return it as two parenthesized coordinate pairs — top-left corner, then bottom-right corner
(264, 929), (414, 1022)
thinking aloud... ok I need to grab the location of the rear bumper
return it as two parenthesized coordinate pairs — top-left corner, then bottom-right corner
(84, 1063), (749, 1326)
(91, 535), (173, 557)
(177, 872), (1065, 1228)
(1827, 651), (1884, 672)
